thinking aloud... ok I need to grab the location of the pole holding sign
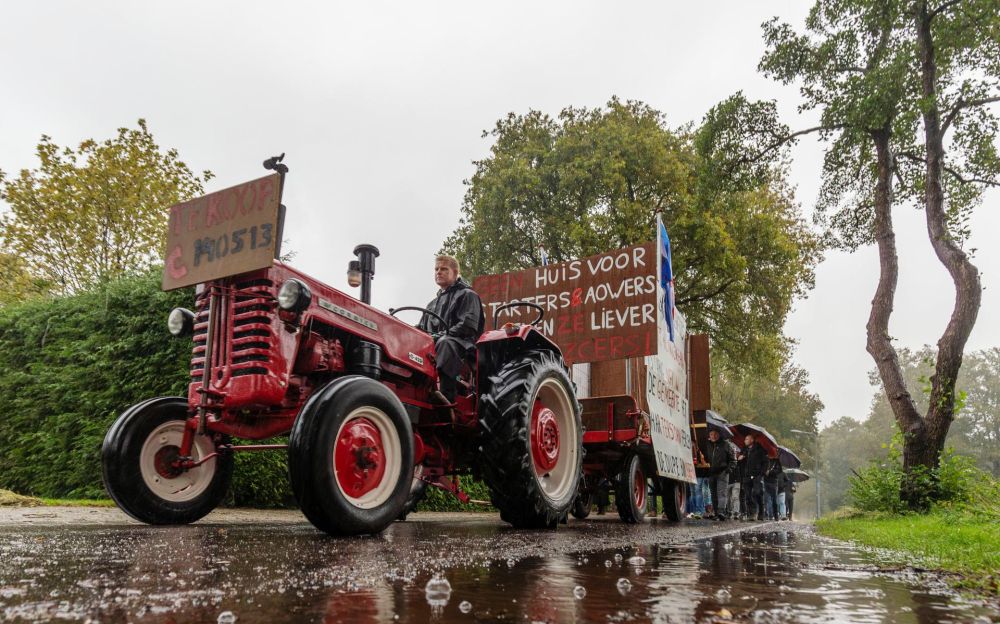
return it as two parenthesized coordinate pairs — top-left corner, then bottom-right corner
(162, 173), (283, 291)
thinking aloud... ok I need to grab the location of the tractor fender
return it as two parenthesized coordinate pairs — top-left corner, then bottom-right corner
(477, 325), (562, 354)
(476, 325), (568, 384)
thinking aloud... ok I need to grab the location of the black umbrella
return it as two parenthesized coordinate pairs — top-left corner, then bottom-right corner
(730, 423), (779, 454)
(783, 468), (810, 482)
(704, 410), (733, 440)
(778, 446), (802, 469)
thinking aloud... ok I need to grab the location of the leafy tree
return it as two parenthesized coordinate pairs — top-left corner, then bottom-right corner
(0, 120), (212, 297)
(0, 251), (51, 306)
(444, 98), (820, 373)
(760, 0), (1000, 508)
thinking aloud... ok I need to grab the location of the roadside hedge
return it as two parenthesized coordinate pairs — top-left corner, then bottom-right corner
(0, 271), (492, 511)
(0, 270), (293, 504)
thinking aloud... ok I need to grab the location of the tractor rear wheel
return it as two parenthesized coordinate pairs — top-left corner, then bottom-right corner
(660, 478), (687, 522)
(288, 376), (413, 536)
(102, 397), (233, 524)
(614, 454), (647, 523)
(478, 349), (583, 528)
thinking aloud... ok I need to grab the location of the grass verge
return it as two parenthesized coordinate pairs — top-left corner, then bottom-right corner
(0, 488), (114, 507)
(0, 489), (43, 506)
(816, 509), (999, 596)
(39, 497), (116, 507)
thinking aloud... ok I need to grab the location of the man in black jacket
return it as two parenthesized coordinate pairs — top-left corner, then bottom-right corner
(419, 255), (486, 402)
(744, 434), (768, 521)
(763, 454), (782, 520)
(704, 429), (730, 520)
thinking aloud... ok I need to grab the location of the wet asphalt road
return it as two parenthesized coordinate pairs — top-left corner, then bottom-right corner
(0, 508), (996, 623)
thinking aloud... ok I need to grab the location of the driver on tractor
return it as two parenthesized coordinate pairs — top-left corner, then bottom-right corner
(419, 254), (486, 403)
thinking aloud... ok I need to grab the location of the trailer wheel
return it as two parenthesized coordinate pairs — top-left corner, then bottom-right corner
(571, 489), (593, 520)
(102, 397), (233, 525)
(660, 478), (687, 522)
(614, 454), (647, 523)
(397, 465), (429, 521)
(478, 349), (583, 529)
(288, 376), (413, 536)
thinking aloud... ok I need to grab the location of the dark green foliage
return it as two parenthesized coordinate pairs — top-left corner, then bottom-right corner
(821, 347), (1000, 513)
(0, 270), (291, 506)
(416, 477), (495, 512)
(848, 432), (985, 514)
(228, 438), (294, 508)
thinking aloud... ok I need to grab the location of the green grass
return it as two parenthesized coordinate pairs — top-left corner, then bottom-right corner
(816, 510), (1000, 595)
(39, 497), (116, 507)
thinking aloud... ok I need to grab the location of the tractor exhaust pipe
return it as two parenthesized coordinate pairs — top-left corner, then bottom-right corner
(350, 244), (380, 305)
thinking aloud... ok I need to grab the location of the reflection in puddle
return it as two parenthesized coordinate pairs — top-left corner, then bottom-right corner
(0, 524), (994, 623)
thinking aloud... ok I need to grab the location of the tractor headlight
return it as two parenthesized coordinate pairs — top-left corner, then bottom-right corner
(278, 279), (312, 312)
(167, 308), (195, 337)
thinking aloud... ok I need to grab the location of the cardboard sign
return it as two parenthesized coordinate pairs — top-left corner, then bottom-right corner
(473, 242), (657, 364)
(162, 174), (282, 290)
(645, 296), (695, 483)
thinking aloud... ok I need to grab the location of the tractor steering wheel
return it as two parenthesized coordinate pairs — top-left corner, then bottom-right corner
(389, 306), (449, 336)
(492, 300), (545, 330)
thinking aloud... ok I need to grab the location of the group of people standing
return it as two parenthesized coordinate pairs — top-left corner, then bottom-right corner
(685, 430), (796, 521)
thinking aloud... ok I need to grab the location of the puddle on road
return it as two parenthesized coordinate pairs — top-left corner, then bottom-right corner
(0, 524), (995, 623)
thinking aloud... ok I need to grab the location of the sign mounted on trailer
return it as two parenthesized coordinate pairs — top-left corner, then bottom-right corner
(161, 174), (283, 291)
(645, 306), (696, 483)
(473, 242), (657, 364)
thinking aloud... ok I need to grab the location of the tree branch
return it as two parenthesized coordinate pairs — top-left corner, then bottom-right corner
(897, 150), (1000, 188)
(676, 278), (737, 305)
(941, 95), (1000, 136)
(723, 125), (841, 177)
(929, 0), (964, 19)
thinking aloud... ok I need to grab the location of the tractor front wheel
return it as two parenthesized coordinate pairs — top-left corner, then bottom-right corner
(288, 376), (414, 536)
(102, 397), (233, 524)
(614, 454), (647, 523)
(478, 349), (583, 528)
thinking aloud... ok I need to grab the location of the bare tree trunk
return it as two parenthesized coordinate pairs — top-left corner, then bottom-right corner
(866, 129), (927, 508)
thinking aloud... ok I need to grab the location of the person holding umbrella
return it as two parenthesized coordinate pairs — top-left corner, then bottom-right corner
(744, 434), (768, 521)
(775, 446), (801, 521)
(781, 468), (810, 520)
(763, 451), (782, 520)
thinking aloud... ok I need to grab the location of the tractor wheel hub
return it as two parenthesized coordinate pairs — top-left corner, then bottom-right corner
(531, 403), (560, 473)
(335, 417), (387, 498)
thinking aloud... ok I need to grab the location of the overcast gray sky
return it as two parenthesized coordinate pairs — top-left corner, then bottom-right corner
(2, 1), (997, 428)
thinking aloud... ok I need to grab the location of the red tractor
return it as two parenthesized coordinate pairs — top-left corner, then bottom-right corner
(101, 170), (582, 536)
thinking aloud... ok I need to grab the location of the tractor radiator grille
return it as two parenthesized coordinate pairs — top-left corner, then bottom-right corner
(191, 279), (276, 383)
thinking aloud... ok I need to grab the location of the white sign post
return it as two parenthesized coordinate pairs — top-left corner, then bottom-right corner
(644, 283), (696, 483)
